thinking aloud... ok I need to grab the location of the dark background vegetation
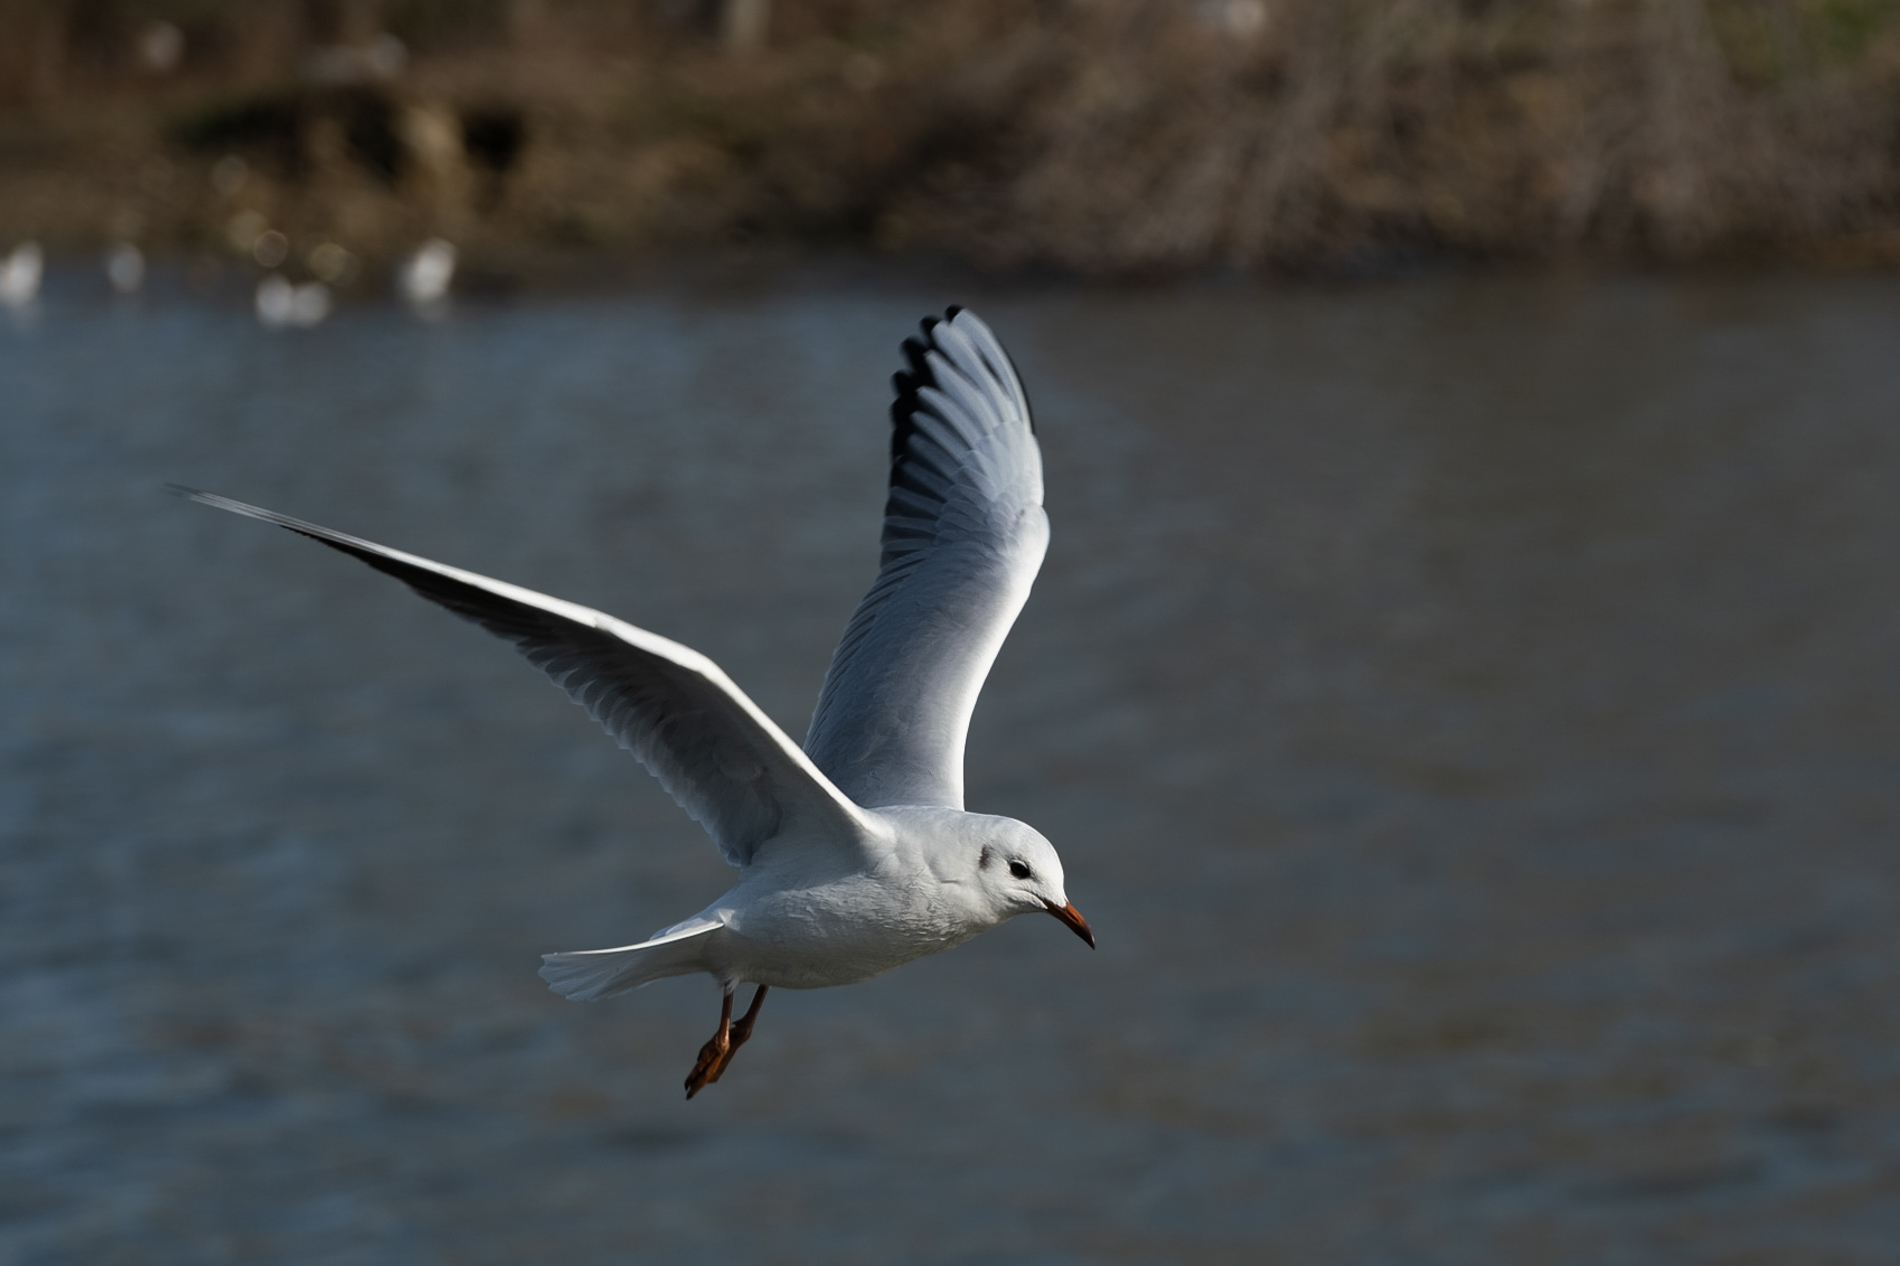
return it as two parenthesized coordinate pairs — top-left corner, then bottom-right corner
(8, 0), (1900, 280)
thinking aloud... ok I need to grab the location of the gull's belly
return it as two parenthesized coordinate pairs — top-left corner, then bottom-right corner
(714, 876), (986, 990)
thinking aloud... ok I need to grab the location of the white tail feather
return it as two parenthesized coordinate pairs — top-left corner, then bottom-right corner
(539, 917), (723, 1001)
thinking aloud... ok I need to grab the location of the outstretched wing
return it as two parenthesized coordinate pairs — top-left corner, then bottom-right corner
(803, 308), (1048, 810)
(174, 488), (870, 868)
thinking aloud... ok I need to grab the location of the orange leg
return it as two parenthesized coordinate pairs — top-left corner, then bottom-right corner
(708, 986), (768, 1085)
(684, 985), (768, 1098)
(684, 988), (733, 1099)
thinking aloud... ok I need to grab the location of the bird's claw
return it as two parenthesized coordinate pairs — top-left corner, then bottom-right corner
(684, 1036), (729, 1099)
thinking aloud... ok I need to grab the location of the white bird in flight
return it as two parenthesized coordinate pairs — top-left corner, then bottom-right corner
(175, 306), (1091, 1098)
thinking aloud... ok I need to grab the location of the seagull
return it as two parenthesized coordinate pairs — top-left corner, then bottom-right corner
(104, 242), (145, 295)
(174, 306), (1091, 1098)
(255, 274), (331, 328)
(397, 238), (455, 308)
(0, 241), (42, 308)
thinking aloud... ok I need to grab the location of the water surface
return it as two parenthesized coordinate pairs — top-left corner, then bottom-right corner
(4, 269), (1899, 1262)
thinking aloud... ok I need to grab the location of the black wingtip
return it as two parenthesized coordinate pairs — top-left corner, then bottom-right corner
(923, 305), (966, 338)
(886, 303), (1030, 475)
(934, 306), (1041, 439)
(891, 335), (936, 461)
(899, 335), (931, 377)
(907, 307), (969, 359)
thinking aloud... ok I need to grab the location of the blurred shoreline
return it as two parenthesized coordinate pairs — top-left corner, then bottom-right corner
(6, 0), (1900, 291)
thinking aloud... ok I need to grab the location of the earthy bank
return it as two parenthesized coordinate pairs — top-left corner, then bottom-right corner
(6, 0), (1900, 284)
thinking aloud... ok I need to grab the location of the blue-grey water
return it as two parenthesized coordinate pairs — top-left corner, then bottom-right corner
(4, 267), (1899, 1263)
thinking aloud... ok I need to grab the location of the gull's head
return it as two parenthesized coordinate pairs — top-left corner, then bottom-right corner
(969, 818), (1093, 949)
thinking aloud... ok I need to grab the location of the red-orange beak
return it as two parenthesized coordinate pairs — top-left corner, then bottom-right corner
(1043, 899), (1095, 949)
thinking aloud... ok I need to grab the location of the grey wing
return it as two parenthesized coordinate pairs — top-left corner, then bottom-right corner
(803, 308), (1048, 810)
(174, 488), (869, 867)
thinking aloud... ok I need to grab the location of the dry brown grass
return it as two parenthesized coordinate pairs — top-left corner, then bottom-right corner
(4, 0), (1900, 277)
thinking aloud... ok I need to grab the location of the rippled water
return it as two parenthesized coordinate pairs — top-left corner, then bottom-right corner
(4, 267), (1899, 1262)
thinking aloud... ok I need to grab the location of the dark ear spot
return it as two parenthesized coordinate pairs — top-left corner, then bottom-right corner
(978, 845), (994, 871)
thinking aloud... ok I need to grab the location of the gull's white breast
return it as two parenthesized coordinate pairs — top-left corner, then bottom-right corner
(706, 811), (996, 990)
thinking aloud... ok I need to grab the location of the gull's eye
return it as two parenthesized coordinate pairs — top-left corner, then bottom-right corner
(1008, 860), (1032, 880)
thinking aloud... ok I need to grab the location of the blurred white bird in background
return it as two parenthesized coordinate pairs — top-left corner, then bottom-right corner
(398, 238), (456, 310)
(255, 274), (331, 329)
(104, 242), (145, 295)
(0, 242), (42, 308)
